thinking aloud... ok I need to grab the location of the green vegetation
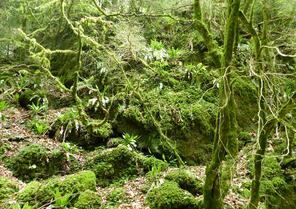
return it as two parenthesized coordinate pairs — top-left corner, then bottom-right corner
(17, 170), (96, 207)
(7, 144), (67, 181)
(74, 190), (102, 209)
(85, 144), (167, 186)
(106, 187), (126, 206)
(146, 181), (201, 209)
(0, 177), (19, 201)
(165, 169), (203, 195)
(0, 0), (295, 208)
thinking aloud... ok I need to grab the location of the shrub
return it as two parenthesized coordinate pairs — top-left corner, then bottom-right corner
(264, 177), (296, 209)
(248, 155), (283, 179)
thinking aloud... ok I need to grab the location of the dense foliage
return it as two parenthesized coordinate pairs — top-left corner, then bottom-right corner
(0, 0), (295, 208)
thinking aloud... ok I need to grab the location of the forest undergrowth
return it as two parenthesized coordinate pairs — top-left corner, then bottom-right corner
(0, 0), (295, 209)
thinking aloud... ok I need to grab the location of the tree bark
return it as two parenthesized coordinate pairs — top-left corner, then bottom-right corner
(203, 0), (241, 208)
(249, 92), (296, 209)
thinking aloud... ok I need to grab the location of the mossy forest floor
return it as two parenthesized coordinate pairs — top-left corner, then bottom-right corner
(0, 106), (255, 209)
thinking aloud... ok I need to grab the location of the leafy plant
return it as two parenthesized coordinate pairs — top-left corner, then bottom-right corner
(11, 203), (33, 209)
(167, 48), (184, 60)
(0, 100), (9, 111)
(61, 142), (79, 161)
(28, 100), (47, 116)
(122, 133), (139, 150)
(30, 119), (49, 135)
(150, 40), (165, 50)
(54, 108), (82, 140)
(53, 189), (72, 208)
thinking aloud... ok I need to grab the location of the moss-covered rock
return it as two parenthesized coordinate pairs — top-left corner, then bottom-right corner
(85, 144), (167, 186)
(106, 187), (126, 205)
(165, 169), (203, 195)
(49, 107), (113, 146)
(115, 86), (217, 165)
(0, 177), (19, 200)
(146, 181), (201, 209)
(74, 190), (101, 209)
(7, 144), (67, 181)
(17, 170), (96, 207)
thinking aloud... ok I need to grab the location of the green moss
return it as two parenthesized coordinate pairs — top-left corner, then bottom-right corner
(91, 122), (113, 139)
(248, 155), (283, 179)
(116, 83), (217, 164)
(85, 145), (167, 186)
(74, 190), (101, 209)
(106, 187), (126, 205)
(138, 154), (168, 173)
(0, 142), (10, 160)
(165, 169), (203, 195)
(51, 108), (113, 146)
(7, 144), (67, 181)
(146, 181), (201, 209)
(17, 170), (96, 207)
(17, 181), (44, 205)
(233, 77), (258, 131)
(0, 177), (19, 200)
(106, 137), (123, 148)
(264, 177), (296, 209)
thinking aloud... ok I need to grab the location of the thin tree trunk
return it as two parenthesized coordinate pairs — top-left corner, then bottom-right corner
(248, 92), (296, 209)
(203, 0), (241, 208)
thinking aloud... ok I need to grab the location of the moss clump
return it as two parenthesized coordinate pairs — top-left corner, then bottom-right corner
(50, 107), (113, 146)
(74, 190), (101, 209)
(17, 170), (96, 207)
(248, 155), (283, 180)
(85, 144), (167, 186)
(106, 187), (126, 205)
(264, 177), (296, 209)
(0, 177), (19, 200)
(165, 169), (203, 195)
(146, 181), (201, 209)
(0, 142), (10, 161)
(7, 144), (67, 181)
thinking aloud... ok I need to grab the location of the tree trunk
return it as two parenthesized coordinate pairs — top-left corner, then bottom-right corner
(248, 92), (296, 209)
(203, 0), (241, 208)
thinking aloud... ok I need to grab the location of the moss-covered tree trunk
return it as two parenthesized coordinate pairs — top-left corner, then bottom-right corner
(248, 92), (296, 209)
(193, 0), (221, 67)
(203, 1), (241, 209)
